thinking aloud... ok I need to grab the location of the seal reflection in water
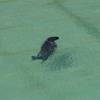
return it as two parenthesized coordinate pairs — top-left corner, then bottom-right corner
(32, 36), (59, 62)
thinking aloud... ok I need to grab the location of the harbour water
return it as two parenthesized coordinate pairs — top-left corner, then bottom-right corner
(0, 0), (100, 100)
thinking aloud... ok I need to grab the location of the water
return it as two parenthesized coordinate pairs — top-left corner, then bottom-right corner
(0, 0), (100, 100)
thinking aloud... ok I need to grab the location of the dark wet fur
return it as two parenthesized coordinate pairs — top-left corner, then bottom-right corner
(32, 36), (59, 62)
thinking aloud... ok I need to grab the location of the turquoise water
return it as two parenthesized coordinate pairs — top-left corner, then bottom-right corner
(0, 0), (100, 100)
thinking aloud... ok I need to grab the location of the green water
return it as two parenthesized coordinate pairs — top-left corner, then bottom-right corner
(0, 0), (100, 100)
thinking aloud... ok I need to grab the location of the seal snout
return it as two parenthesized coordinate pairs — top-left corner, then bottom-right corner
(47, 36), (59, 42)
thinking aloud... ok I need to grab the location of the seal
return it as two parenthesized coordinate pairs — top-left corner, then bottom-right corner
(32, 36), (59, 62)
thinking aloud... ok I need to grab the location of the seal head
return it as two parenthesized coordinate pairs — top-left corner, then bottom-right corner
(47, 36), (59, 42)
(32, 36), (59, 62)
